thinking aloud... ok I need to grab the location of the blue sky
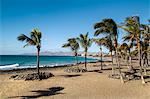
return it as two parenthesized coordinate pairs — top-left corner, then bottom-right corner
(0, 0), (149, 54)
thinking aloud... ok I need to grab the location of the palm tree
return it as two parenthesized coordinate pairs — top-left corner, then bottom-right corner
(141, 40), (149, 67)
(17, 28), (42, 76)
(93, 37), (115, 73)
(141, 24), (150, 67)
(77, 33), (92, 70)
(120, 16), (145, 84)
(121, 34), (136, 70)
(94, 18), (124, 83)
(93, 38), (103, 70)
(119, 43), (133, 70)
(62, 38), (79, 64)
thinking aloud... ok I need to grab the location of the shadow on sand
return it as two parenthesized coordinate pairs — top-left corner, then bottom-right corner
(144, 75), (150, 79)
(88, 70), (102, 73)
(88, 67), (123, 72)
(59, 74), (81, 78)
(9, 86), (64, 98)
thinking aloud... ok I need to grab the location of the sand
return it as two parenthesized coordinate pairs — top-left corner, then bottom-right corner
(0, 62), (150, 99)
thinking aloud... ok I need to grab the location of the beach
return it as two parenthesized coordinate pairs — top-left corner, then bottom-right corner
(0, 61), (150, 99)
(1, 0), (149, 99)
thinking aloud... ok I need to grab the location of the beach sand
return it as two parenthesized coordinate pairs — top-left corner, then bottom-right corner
(0, 61), (150, 99)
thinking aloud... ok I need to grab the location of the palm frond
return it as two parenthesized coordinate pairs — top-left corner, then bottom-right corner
(30, 28), (42, 45)
(77, 33), (92, 51)
(17, 34), (36, 45)
(94, 22), (105, 29)
(122, 35), (132, 42)
(62, 43), (70, 48)
(23, 43), (30, 48)
(93, 18), (118, 46)
(62, 38), (79, 52)
(17, 28), (42, 48)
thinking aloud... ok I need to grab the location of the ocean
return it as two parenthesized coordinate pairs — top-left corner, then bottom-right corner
(0, 55), (97, 70)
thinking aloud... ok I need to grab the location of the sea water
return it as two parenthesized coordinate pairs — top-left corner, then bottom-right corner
(0, 55), (97, 70)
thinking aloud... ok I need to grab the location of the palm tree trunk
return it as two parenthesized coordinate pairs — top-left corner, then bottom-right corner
(142, 53), (147, 75)
(145, 54), (149, 66)
(111, 51), (114, 63)
(37, 48), (40, 76)
(138, 41), (145, 84)
(129, 56), (133, 71)
(74, 56), (77, 64)
(114, 51), (117, 64)
(148, 52), (150, 66)
(111, 51), (115, 74)
(144, 53), (148, 67)
(116, 49), (124, 83)
(75, 55), (78, 65)
(100, 45), (102, 70)
(85, 52), (87, 70)
(129, 50), (133, 71)
(126, 55), (130, 69)
(74, 52), (78, 65)
(114, 37), (124, 83)
(126, 55), (132, 70)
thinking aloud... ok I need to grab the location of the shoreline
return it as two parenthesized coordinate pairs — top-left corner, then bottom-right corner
(0, 56), (112, 73)
(0, 60), (112, 74)
(0, 61), (90, 73)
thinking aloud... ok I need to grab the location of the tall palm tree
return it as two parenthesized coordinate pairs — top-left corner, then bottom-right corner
(120, 16), (145, 84)
(93, 38), (103, 70)
(62, 38), (79, 64)
(94, 18), (124, 83)
(17, 28), (42, 76)
(77, 33), (92, 70)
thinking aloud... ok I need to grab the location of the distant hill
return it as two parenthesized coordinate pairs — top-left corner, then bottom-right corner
(22, 51), (74, 56)
(22, 51), (108, 56)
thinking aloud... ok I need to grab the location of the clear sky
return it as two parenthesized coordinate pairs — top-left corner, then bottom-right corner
(0, 0), (149, 55)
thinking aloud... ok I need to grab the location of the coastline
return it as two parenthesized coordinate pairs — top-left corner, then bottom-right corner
(0, 55), (98, 71)
(0, 60), (112, 74)
(0, 55), (112, 73)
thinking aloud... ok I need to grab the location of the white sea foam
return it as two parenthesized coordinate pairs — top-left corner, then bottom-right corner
(0, 63), (19, 70)
(0, 63), (74, 70)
